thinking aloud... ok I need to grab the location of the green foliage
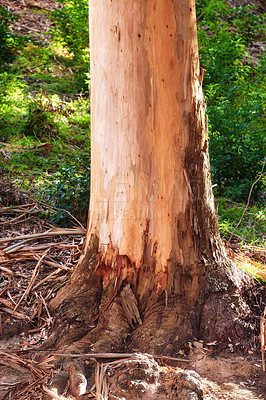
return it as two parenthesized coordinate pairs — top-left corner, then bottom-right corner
(0, 53), (91, 187)
(25, 93), (57, 138)
(50, 0), (90, 92)
(0, 6), (22, 66)
(0, 72), (28, 141)
(197, 0), (266, 200)
(231, 5), (265, 45)
(0, 2), (90, 226)
(216, 198), (266, 246)
(40, 161), (90, 226)
(51, 0), (89, 60)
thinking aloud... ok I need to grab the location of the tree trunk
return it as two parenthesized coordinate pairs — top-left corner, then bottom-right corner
(46, 0), (257, 355)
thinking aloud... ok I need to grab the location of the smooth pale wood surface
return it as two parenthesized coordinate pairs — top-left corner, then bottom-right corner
(87, 0), (219, 298)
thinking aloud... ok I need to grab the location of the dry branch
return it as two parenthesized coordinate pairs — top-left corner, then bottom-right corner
(4, 239), (40, 254)
(0, 265), (13, 274)
(42, 260), (72, 271)
(0, 306), (25, 320)
(261, 307), (266, 372)
(53, 352), (190, 363)
(95, 362), (109, 400)
(12, 249), (49, 314)
(0, 228), (85, 244)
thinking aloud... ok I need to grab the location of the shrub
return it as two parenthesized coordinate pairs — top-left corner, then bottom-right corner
(0, 6), (22, 66)
(24, 93), (58, 139)
(196, 0), (266, 200)
(50, 0), (90, 92)
(216, 197), (266, 246)
(40, 161), (90, 226)
(51, 0), (89, 61)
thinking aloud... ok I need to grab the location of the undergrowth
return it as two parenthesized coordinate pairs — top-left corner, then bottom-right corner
(0, 6), (24, 66)
(39, 159), (90, 226)
(216, 198), (266, 246)
(197, 0), (266, 201)
(0, 0), (91, 226)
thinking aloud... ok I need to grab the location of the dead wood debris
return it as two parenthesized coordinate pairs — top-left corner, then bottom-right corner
(260, 307), (266, 372)
(0, 188), (265, 399)
(0, 350), (55, 399)
(0, 200), (85, 343)
(0, 195), (86, 399)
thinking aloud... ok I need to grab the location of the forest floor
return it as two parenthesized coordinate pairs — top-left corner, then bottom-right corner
(0, 0), (265, 399)
(0, 179), (265, 400)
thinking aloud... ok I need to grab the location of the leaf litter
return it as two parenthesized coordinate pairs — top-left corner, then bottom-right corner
(0, 180), (265, 399)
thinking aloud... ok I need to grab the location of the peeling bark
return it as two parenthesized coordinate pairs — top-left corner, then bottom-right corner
(47, 0), (259, 356)
(86, 0), (219, 305)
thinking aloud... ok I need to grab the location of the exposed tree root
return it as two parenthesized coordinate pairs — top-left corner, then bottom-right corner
(46, 353), (203, 400)
(45, 236), (262, 355)
(39, 236), (265, 400)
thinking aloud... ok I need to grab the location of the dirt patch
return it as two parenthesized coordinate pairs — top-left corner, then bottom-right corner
(0, 0), (59, 42)
(191, 347), (266, 399)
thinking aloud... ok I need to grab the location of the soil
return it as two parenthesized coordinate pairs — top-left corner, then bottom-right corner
(0, 1), (265, 399)
(0, 0), (59, 41)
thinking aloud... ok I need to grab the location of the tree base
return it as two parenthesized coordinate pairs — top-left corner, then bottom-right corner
(44, 238), (263, 356)
(33, 239), (264, 400)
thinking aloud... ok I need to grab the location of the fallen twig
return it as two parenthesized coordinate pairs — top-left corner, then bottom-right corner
(0, 227), (86, 244)
(261, 307), (266, 372)
(43, 259), (72, 271)
(0, 203), (36, 213)
(40, 292), (53, 328)
(0, 297), (26, 319)
(4, 238), (37, 254)
(12, 249), (49, 314)
(0, 306), (25, 319)
(53, 352), (190, 363)
(32, 268), (63, 291)
(0, 265), (13, 274)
